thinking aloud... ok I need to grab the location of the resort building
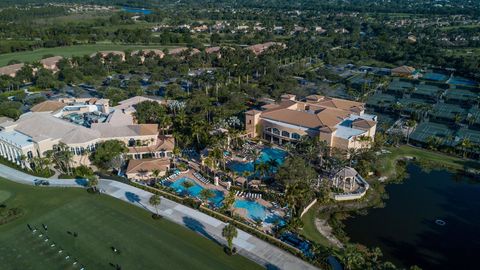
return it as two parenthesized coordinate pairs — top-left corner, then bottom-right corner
(40, 56), (63, 72)
(0, 63), (24, 77)
(131, 49), (165, 63)
(246, 42), (286, 56)
(245, 94), (377, 151)
(168, 47), (201, 57)
(391, 65), (419, 79)
(0, 97), (163, 170)
(90, 51), (126, 61)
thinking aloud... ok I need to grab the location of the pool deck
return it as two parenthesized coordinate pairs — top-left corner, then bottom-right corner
(170, 169), (227, 193)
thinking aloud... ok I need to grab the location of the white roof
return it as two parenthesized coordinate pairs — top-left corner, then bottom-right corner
(0, 130), (33, 148)
(7, 112), (100, 144)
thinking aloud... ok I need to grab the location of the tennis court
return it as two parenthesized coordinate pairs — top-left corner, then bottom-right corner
(429, 103), (467, 123)
(409, 122), (455, 145)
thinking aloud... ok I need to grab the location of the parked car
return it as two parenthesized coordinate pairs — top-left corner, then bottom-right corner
(34, 179), (50, 186)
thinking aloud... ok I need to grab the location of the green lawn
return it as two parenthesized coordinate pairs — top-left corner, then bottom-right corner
(376, 145), (480, 179)
(0, 44), (178, 66)
(300, 204), (331, 247)
(0, 178), (262, 270)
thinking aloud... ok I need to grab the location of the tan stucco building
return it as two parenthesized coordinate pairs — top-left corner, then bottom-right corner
(245, 94), (377, 151)
(0, 97), (164, 170)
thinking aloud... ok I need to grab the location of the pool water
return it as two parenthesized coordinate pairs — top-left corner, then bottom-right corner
(234, 199), (285, 225)
(122, 7), (153, 15)
(229, 147), (287, 176)
(167, 177), (224, 206)
(166, 177), (286, 225)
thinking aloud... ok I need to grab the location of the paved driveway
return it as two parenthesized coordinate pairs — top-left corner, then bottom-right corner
(0, 164), (318, 270)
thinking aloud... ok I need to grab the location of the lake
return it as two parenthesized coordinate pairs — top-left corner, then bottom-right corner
(343, 164), (480, 269)
(122, 7), (153, 15)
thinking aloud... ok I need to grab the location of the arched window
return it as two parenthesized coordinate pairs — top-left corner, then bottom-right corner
(281, 131), (290, 137)
(265, 127), (272, 132)
(272, 128), (280, 135)
(292, 133), (301, 140)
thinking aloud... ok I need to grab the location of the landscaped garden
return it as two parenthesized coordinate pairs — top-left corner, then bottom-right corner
(0, 178), (262, 270)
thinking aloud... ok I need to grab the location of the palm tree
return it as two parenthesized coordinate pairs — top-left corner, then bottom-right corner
(222, 223), (238, 254)
(152, 169), (161, 181)
(19, 154), (27, 168)
(405, 119), (416, 144)
(181, 180), (194, 190)
(266, 158), (279, 176)
(221, 189), (236, 214)
(149, 194), (161, 217)
(87, 175), (99, 191)
(459, 138), (472, 158)
(338, 245), (366, 270)
(199, 189), (215, 203)
(191, 122), (204, 146)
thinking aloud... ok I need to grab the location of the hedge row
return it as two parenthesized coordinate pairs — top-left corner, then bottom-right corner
(0, 156), (53, 177)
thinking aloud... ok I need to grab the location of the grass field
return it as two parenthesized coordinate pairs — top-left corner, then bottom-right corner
(300, 204), (331, 247)
(376, 145), (480, 179)
(0, 44), (178, 66)
(0, 178), (262, 270)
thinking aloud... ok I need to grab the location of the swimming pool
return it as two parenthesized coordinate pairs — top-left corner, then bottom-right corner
(234, 199), (285, 225)
(229, 147), (287, 176)
(167, 177), (224, 206)
(122, 7), (153, 15)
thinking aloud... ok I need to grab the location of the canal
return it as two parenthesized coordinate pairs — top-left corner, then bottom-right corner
(343, 164), (480, 269)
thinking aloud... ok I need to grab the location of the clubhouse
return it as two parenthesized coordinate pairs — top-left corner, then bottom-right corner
(0, 96), (173, 170)
(245, 94), (377, 151)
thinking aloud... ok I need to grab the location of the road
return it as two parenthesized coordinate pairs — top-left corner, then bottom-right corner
(0, 164), (318, 270)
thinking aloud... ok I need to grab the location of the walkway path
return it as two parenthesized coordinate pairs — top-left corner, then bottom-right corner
(0, 164), (318, 270)
(314, 218), (344, 249)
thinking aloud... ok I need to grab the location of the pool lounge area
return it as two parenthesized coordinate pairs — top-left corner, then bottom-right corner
(234, 199), (285, 226)
(228, 147), (287, 176)
(162, 176), (286, 227)
(166, 177), (225, 206)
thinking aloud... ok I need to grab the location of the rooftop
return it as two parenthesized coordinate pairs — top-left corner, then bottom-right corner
(126, 158), (171, 174)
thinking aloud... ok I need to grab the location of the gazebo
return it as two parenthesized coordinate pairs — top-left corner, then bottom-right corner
(333, 167), (359, 192)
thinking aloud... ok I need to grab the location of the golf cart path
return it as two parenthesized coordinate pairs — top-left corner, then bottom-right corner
(0, 164), (318, 270)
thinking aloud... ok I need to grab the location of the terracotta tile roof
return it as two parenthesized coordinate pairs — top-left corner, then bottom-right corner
(352, 118), (376, 129)
(128, 136), (175, 154)
(136, 124), (158, 136)
(131, 49), (165, 58)
(168, 47), (200, 56)
(392, 65), (415, 74)
(40, 56), (63, 69)
(92, 123), (158, 137)
(246, 42), (286, 55)
(126, 158), (171, 174)
(262, 109), (325, 128)
(205, 46), (221, 54)
(0, 63), (24, 77)
(259, 97), (363, 129)
(31, 101), (67, 112)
